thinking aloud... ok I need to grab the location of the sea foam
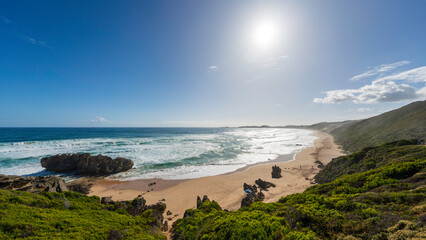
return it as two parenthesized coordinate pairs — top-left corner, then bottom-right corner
(0, 128), (316, 180)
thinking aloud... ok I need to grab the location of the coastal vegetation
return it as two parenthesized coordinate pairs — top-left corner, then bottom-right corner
(0, 190), (166, 239)
(171, 140), (426, 239)
(309, 100), (426, 152)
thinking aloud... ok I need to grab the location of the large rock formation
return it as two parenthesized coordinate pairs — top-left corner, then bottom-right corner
(241, 191), (265, 208)
(271, 165), (282, 178)
(255, 178), (276, 190)
(0, 174), (68, 193)
(41, 153), (134, 175)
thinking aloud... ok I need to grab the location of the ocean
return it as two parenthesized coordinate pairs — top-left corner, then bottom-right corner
(0, 127), (316, 180)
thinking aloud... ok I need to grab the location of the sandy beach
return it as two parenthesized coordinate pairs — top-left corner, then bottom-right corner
(89, 131), (343, 226)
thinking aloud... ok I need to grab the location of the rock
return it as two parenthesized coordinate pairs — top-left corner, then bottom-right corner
(255, 178), (276, 189)
(315, 160), (324, 169)
(128, 196), (147, 216)
(243, 183), (257, 193)
(196, 195), (210, 209)
(0, 174), (68, 193)
(271, 165), (282, 179)
(241, 191), (265, 208)
(196, 196), (202, 208)
(101, 196), (115, 204)
(148, 182), (156, 187)
(152, 210), (164, 229)
(40, 153), (134, 175)
(163, 221), (169, 231)
(66, 178), (94, 194)
(167, 210), (172, 215)
(107, 229), (123, 240)
(146, 202), (166, 214)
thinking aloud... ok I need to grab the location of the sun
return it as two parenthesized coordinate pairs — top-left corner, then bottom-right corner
(250, 19), (280, 50)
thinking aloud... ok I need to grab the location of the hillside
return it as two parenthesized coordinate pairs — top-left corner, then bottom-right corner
(329, 101), (426, 152)
(314, 139), (425, 184)
(0, 191), (166, 239)
(171, 140), (426, 239)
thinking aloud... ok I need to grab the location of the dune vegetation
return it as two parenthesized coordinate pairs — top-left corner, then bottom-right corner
(0, 190), (166, 239)
(171, 140), (426, 240)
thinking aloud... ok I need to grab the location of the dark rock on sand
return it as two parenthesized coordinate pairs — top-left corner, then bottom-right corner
(128, 196), (147, 216)
(243, 183), (258, 192)
(41, 153), (134, 175)
(101, 196), (115, 204)
(167, 210), (172, 215)
(196, 195), (213, 209)
(0, 174), (68, 193)
(146, 202), (167, 214)
(315, 160), (325, 169)
(66, 178), (94, 194)
(163, 221), (169, 231)
(255, 178), (276, 189)
(241, 191), (265, 208)
(271, 165), (282, 179)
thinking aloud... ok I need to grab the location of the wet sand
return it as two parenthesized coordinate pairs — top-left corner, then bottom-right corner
(90, 131), (343, 227)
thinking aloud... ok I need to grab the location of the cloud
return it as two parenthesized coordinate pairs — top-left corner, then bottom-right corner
(92, 116), (111, 123)
(314, 65), (426, 104)
(20, 35), (48, 47)
(1, 15), (51, 48)
(350, 61), (410, 81)
(207, 65), (218, 73)
(0, 15), (11, 24)
(377, 66), (426, 83)
(357, 107), (373, 112)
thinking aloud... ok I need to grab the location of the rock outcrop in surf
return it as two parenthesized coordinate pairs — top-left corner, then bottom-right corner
(41, 153), (134, 175)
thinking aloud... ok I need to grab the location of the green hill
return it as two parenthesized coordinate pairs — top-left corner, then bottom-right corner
(0, 191), (166, 239)
(314, 139), (425, 184)
(171, 140), (426, 240)
(330, 101), (426, 152)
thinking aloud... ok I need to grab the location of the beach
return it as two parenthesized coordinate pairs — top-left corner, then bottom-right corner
(90, 131), (343, 226)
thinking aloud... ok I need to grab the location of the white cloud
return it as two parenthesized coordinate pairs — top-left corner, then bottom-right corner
(1, 15), (50, 48)
(207, 65), (218, 73)
(350, 61), (410, 81)
(92, 116), (110, 123)
(357, 107), (373, 112)
(314, 65), (426, 104)
(0, 16), (11, 24)
(21, 35), (48, 47)
(377, 66), (426, 83)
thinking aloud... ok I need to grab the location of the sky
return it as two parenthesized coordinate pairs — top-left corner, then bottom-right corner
(0, 0), (425, 127)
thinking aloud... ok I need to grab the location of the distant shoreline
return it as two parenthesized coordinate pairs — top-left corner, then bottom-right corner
(89, 131), (343, 228)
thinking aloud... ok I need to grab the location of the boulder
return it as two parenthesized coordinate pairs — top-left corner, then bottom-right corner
(197, 195), (210, 209)
(41, 153), (134, 175)
(243, 183), (257, 192)
(146, 202), (167, 214)
(128, 196), (147, 216)
(241, 191), (265, 208)
(101, 196), (115, 205)
(255, 178), (276, 189)
(66, 178), (94, 194)
(0, 174), (68, 193)
(163, 220), (169, 231)
(271, 165), (282, 179)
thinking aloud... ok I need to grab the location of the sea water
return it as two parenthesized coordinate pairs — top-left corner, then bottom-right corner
(0, 128), (316, 180)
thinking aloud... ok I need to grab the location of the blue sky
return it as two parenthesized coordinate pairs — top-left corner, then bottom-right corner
(1, 0), (425, 127)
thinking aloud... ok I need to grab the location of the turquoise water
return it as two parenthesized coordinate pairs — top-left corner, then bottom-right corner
(0, 128), (316, 180)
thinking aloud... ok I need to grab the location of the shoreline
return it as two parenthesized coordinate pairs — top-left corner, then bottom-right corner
(89, 130), (343, 226)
